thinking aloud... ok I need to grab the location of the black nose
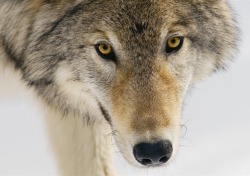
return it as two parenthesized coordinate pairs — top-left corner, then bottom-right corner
(133, 140), (173, 166)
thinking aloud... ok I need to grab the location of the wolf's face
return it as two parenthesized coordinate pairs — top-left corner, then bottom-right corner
(18, 0), (237, 167)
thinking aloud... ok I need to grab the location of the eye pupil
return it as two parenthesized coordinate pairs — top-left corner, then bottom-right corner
(171, 39), (176, 44)
(102, 45), (108, 50)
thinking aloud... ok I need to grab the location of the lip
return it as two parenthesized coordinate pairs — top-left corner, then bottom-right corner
(98, 102), (112, 124)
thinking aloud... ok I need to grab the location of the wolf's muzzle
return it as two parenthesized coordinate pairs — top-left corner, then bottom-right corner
(133, 140), (173, 166)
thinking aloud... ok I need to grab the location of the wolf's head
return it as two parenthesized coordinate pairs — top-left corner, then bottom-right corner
(14, 0), (237, 167)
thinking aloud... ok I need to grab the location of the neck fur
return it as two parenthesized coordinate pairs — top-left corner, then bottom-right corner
(45, 108), (115, 176)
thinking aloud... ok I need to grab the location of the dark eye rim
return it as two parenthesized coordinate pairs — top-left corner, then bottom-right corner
(94, 43), (117, 63)
(165, 36), (184, 54)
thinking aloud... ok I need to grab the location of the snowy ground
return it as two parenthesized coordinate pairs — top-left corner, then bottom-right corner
(0, 1), (250, 175)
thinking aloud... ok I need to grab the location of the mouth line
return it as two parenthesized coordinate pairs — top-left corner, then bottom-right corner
(98, 102), (112, 124)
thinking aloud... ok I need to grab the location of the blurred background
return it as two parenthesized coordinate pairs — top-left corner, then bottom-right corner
(0, 0), (249, 175)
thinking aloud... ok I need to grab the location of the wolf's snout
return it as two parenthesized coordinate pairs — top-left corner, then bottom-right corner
(133, 140), (173, 166)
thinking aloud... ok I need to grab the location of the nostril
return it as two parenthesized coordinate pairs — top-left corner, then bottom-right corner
(159, 156), (168, 164)
(141, 159), (152, 165)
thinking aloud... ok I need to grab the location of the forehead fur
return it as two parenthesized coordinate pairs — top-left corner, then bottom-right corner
(67, 0), (235, 51)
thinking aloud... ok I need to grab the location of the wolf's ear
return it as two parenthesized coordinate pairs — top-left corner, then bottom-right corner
(190, 0), (239, 83)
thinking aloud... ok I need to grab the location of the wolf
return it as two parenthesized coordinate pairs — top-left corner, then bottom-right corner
(0, 0), (238, 175)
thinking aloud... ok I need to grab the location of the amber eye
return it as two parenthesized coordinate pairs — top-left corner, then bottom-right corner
(166, 36), (184, 54)
(98, 44), (112, 55)
(95, 43), (116, 62)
